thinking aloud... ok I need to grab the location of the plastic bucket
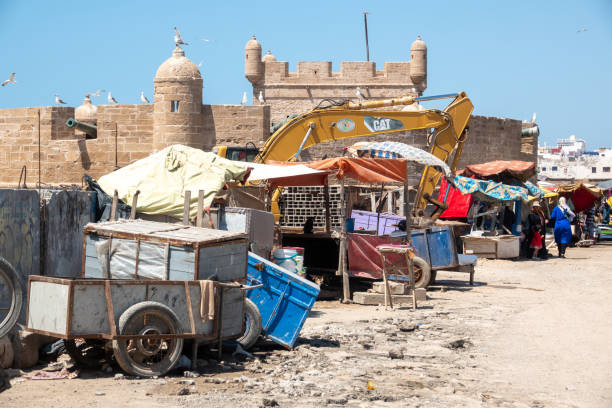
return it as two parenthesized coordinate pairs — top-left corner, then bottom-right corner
(272, 247), (305, 275)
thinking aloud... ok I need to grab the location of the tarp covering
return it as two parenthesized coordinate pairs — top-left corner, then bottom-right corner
(245, 162), (329, 187)
(353, 141), (452, 178)
(524, 181), (544, 198)
(438, 177), (473, 218)
(98, 145), (249, 218)
(347, 233), (404, 279)
(597, 180), (612, 190)
(453, 176), (529, 202)
(458, 160), (536, 181)
(272, 157), (409, 183)
(556, 183), (603, 212)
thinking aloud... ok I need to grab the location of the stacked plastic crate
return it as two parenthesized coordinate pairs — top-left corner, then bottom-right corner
(280, 186), (343, 230)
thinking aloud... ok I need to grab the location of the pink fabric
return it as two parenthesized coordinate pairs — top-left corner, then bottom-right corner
(347, 233), (405, 279)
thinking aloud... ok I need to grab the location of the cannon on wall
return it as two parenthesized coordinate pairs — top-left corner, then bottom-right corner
(65, 118), (97, 139)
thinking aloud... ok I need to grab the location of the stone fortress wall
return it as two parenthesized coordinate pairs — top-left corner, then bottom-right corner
(0, 36), (536, 188)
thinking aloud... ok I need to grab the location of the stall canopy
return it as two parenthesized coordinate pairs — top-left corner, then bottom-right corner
(274, 157), (409, 184)
(98, 144), (251, 218)
(353, 141), (452, 178)
(556, 183), (603, 212)
(458, 160), (536, 181)
(597, 180), (612, 190)
(244, 162), (329, 187)
(453, 176), (529, 202)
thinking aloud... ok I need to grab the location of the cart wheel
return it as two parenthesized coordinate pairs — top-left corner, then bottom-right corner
(64, 339), (108, 368)
(411, 256), (431, 289)
(237, 298), (262, 350)
(0, 257), (23, 338)
(112, 301), (183, 377)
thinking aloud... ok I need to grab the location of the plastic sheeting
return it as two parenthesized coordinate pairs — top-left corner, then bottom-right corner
(279, 157), (409, 183)
(98, 145), (249, 218)
(354, 141), (452, 178)
(453, 176), (529, 202)
(347, 234), (404, 279)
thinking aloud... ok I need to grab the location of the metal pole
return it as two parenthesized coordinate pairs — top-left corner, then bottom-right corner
(363, 12), (370, 62)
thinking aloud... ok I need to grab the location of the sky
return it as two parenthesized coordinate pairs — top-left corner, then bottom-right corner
(0, 0), (611, 148)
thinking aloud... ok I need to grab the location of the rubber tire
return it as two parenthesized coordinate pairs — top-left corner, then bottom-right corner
(236, 298), (262, 350)
(112, 301), (183, 377)
(0, 257), (22, 338)
(412, 256), (432, 289)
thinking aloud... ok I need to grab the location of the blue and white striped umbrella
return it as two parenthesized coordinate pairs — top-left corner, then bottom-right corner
(356, 141), (452, 178)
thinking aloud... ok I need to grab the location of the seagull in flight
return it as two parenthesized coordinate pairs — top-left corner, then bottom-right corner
(200, 38), (213, 43)
(197, 60), (203, 67)
(258, 91), (265, 104)
(140, 91), (150, 103)
(107, 91), (118, 104)
(355, 87), (367, 99)
(174, 27), (188, 46)
(1, 73), (16, 87)
(90, 89), (105, 98)
(241, 92), (247, 105)
(55, 94), (67, 105)
(531, 112), (537, 123)
(576, 28), (588, 33)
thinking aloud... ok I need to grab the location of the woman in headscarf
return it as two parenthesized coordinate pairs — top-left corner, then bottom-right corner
(550, 197), (575, 258)
(526, 201), (548, 259)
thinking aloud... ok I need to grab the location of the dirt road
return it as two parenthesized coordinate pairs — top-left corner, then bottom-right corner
(2, 242), (611, 407)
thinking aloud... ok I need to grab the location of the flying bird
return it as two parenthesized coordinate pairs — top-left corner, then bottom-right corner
(258, 91), (265, 104)
(55, 94), (67, 105)
(90, 89), (105, 98)
(140, 91), (150, 103)
(531, 112), (537, 123)
(576, 28), (588, 33)
(107, 92), (118, 104)
(1, 73), (16, 87)
(355, 87), (366, 99)
(200, 38), (213, 43)
(241, 92), (247, 105)
(197, 60), (203, 67)
(174, 27), (188, 46)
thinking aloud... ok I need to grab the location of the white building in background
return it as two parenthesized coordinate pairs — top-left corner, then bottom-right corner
(538, 136), (612, 182)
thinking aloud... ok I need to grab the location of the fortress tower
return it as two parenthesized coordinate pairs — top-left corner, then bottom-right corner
(153, 46), (208, 151)
(245, 35), (428, 124)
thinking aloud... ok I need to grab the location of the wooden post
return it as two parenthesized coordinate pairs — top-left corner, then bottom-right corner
(399, 188), (405, 216)
(130, 190), (140, 220)
(404, 160), (416, 310)
(338, 179), (351, 302)
(370, 192), (376, 212)
(110, 190), (118, 221)
(196, 190), (204, 228)
(183, 190), (191, 225)
(324, 183), (331, 233)
(387, 189), (393, 213)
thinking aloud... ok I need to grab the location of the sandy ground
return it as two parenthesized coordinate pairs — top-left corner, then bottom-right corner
(2, 242), (611, 407)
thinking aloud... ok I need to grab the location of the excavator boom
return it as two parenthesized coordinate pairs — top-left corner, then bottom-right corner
(255, 92), (473, 212)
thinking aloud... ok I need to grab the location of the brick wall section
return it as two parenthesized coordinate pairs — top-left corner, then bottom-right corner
(204, 104), (270, 147)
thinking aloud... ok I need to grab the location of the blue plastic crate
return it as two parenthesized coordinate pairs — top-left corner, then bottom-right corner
(247, 252), (320, 349)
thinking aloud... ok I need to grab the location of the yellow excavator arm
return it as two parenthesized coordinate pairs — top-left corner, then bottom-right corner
(255, 92), (473, 211)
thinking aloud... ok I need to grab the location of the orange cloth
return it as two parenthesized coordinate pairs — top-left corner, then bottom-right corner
(199, 280), (215, 322)
(458, 160), (536, 181)
(269, 157), (408, 184)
